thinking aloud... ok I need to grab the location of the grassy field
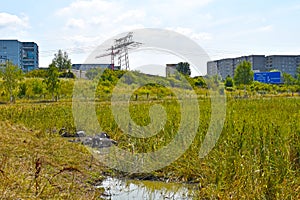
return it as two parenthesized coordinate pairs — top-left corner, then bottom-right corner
(0, 121), (106, 199)
(0, 96), (299, 199)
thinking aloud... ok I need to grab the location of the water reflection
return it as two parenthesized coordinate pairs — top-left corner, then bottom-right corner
(98, 177), (196, 200)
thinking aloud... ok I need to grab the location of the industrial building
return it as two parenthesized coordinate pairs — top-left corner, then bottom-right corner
(72, 64), (120, 71)
(0, 40), (39, 72)
(166, 64), (178, 77)
(207, 55), (300, 80)
(71, 64), (121, 79)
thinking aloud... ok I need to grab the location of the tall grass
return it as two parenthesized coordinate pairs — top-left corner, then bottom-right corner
(0, 120), (104, 199)
(0, 97), (299, 199)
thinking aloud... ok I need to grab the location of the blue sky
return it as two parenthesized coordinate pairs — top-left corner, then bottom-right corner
(1, 0), (300, 75)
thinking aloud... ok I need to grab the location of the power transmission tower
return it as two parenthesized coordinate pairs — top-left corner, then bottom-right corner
(96, 32), (142, 70)
(96, 46), (120, 70)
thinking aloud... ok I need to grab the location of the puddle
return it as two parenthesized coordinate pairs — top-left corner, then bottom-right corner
(97, 177), (197, 200)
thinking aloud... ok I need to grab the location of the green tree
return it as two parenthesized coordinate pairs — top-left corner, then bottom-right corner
(32, 79), (44, 97)
(86, 68), (104, 80)
(60, 79), (74, 99)
(176, 62), (191, 76)
(22, 78), (44, 99)
(25, 69), (48, 78)
(234, 61), (254, 85)
(296, 65), (300, 85)
(0, 61), (23, 103)
(44, 63), (60, 101)
(191, 76), (206, 88)
(52, 50), (72, 72)
(205, 75), (220, 90)
(100, 68), (119, 84)
(224, 75), (234, 87)
(283, 73), (296, 86)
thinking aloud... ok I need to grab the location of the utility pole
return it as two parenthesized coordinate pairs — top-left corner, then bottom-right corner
(96, 32), (142, 70)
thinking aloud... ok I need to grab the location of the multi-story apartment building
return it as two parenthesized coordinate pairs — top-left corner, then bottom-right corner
(0, 40), (39, 71)
(207, 55), (299, 80)
(207, 61), (218, 77)
(266, 55), (299, 76)
(217, 58), (235, 79)
(247, 55), (266, 72)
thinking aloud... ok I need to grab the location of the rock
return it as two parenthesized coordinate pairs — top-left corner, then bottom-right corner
(60, 131), (74, 137)
(75, 130), (86, 137)
(62, 129), (117, 149)
(59, 127), (74, 137)
(83, 134), (117, 149)
(68, 138), (82, 143)
(83, 133), (116, 148)
(82, 137), (93, 146)
(90, 137), (117, 148)
(60, 128), (86, 138)
(97, 132), (110, 139)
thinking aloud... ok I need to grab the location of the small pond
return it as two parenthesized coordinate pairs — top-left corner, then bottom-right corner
(97, 177), (197, 200)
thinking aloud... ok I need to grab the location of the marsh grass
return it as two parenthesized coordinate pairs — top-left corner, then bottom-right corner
(0, 97), (299, 199)
(0, 120), (104, 199)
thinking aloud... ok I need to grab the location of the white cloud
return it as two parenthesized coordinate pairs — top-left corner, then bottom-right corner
(0, 12), (29, 29)
(167, 27), (213, 41)
(56, 0), (119, 16)
(66, 18), (86, 29)
(173, 0), (213, 8)
(258, 25), (273, 32)
(56, 0), (214, 35)
(231, 24), (273, 38)
(113, 9), (146, 23)
(65, 35), (101, 45)
(150, 0), (213, 10)
(53, 0), (149, 53)
(51, 0), (215, 66)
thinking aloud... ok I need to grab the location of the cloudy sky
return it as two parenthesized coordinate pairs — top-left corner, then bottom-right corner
(1, 0), (300, 75)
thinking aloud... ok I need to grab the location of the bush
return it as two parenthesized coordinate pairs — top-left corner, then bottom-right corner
(59, 71), (75, 78)
(225, 87), (235, 92)
(25, 69), (48, 78)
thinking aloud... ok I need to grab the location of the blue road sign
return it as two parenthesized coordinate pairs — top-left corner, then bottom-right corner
(254, 72), (281, 84)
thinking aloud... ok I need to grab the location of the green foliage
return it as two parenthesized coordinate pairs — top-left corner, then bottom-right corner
(296, 65), (300, 85)
(0, 61), (23, 102)
(121, 71), (137, 85)
(31, 79), (45, 97)
(20, 78), (46, 99)
(100, 68), (119, 84)
(52, 49), (72, 72)
(59, 79), (74, 98)
(25, 69), (48, 78)
(176, 62), (191, 76)
(205, 75), (220, 90)
(270, 69), (280, 72)
(250, 81), (272, 92)
(18, 82), (27, 98)
(59, 71), (75, 78)
(0, 120), (104, 199)
(0, 97), (299, 199)
(1, 68), (300, 102)
(234, 61), (254, 85)
(283, 72), (296, 86)
(85, 68), (104, 80)
(44, 63), (60, 101)
(225, 86), (235, 92)
(187, 76), (207, 88)
(224, 75), (234, 87)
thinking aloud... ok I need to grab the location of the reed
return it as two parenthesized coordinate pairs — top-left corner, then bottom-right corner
(0, 96), (299, 199)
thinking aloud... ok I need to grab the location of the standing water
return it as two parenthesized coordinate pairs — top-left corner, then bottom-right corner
(97, 177), (197, 200)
